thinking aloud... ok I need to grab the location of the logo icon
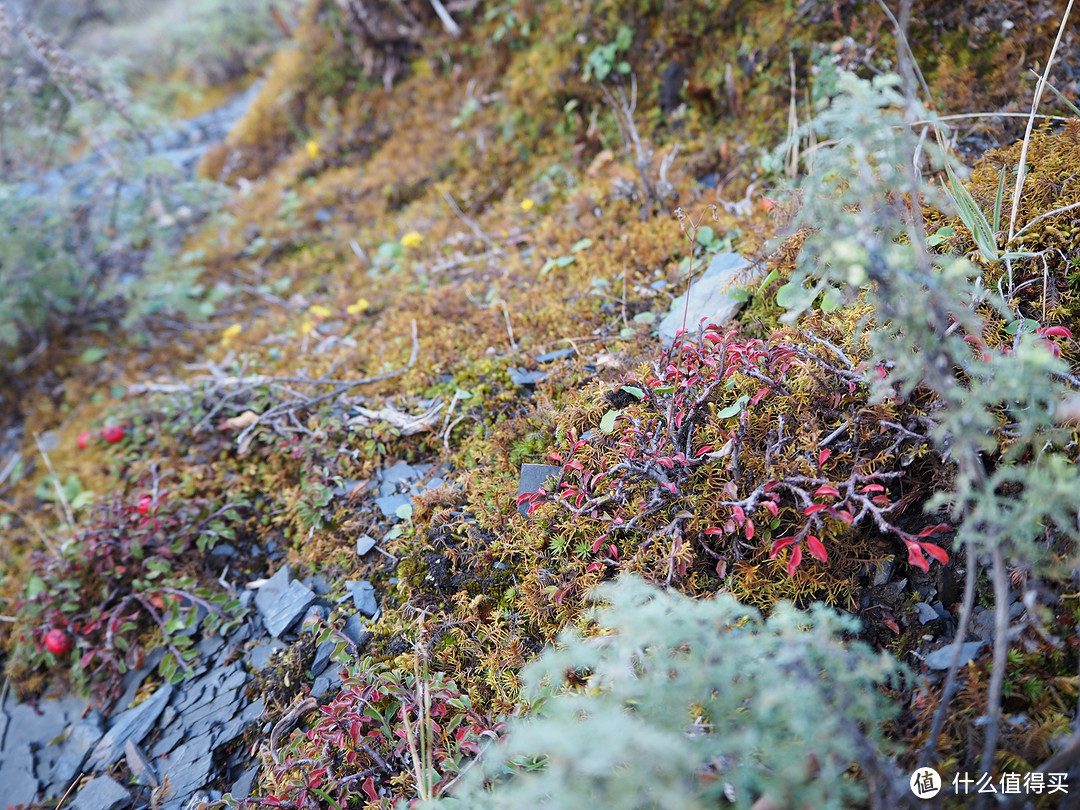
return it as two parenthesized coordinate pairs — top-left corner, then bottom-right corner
(910, 767), (942, 799)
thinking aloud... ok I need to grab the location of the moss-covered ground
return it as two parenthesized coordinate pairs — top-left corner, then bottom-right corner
(3, 0), (1080, 805)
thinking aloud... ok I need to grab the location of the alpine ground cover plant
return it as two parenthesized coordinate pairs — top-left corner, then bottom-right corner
(8, 471), (249, 695)
(428, 574), (907, 810)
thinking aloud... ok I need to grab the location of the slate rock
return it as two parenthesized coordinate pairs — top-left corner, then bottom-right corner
(924, 640), (986, 671)
(0, 739), (39, 805)
(88, 684), (173, 770)
(48, 711), (104, 791)
(535, 348), (576, 364)
(508, 367), (546, 386)
(125, 739), (159, 787)
(160, 736), (214, 801)
(231, 765), (260, 799)
(379, 461), (422, 493)
(254, 565), (292, 614)
(375, 492), (411, 518)
(344, 580), (379, 617)
(248, 640), (288, 671)
(71, 776), (132, 810)
(356, 534), (378, 556)
(311, 667), (344, 699)
(260, 578), (317, 638)
(300, 603), (330, 631)
(517, 464), (562, 517)
(341, 615), (373, 652)
(659, 252), (750, 343)
(916, 602), (940, 624)
(311, 640), (337, 677)
(212, 699), (264, 748)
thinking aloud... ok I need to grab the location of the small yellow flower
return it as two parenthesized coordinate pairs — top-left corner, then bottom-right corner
(221, 323), (242, 344)
(400, 231), (423, 249)
(300, 320), (314, 335)
(346, 297), (370, 315)
(520, 198), (534, 212)
(305, 140), (319, 159)
(309, 304), (332, 320)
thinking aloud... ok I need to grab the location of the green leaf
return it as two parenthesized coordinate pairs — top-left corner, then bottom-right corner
(775, 280), (806, 309)
(819, 289), (842, 312)
(633, 311), (656, 324)
(571, 238), (593, 253)
(716, 395), (750, 419)
(619, 385), (645, 400)
(395, 503), (414, 521)
(79, 346), (108, 364)
(695, 226), (715, 246)
(599, 409), (621, 434)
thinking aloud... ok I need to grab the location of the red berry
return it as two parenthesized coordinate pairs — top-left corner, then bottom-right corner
(44, 628), (72, 655)
(77, 431), (93, 450)
(136, 495), (153, 515)
(102, 425), (125, 443)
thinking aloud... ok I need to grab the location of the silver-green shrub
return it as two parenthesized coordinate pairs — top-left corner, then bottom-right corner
(431, 575), (905, 810)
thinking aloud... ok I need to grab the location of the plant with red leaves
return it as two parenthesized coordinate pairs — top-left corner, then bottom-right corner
(520, 323), (951, 581)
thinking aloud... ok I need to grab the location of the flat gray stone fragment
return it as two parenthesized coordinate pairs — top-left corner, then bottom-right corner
(924, 640), (985, 671)
(659, 252), (750, 343)
(71, 775), (132, 810)
(344, 580), (379, 617)
(231, 765), (260, 799)
(916, 602), (940, 624)
(260, 576), (317, 638)
(0, 739), (38, 805)
(212, 699), (264, 748)
(88, 684), (173, 771)
(535, 348), (575, 364)
(48, 712), (104, 792)
(254, 565), (292, 617)
(517, 463), (562, 517)
(311, 640), (336, 676)
(341, 615), (372, 652)
(379, 461), (421, 493)
(248, 640), (288, 671)
(375, 492), (411, 518)
(356, 534), (378, 556)
(125, 739), (159, 787)
(508, 367), (546, 386)
(160, 737), (214, 805)
(311, 668), (343, 699)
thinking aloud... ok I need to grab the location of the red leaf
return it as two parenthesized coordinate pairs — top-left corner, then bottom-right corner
(763, 500), (779, 518)
(745, 518), (755, 540)
(882, 619), (900, 634)
(920, 542), (950, 564)
(786, 544), (803, 576)
(769, 537), (797, 558)
(806, 535), (828, 562)
(916, 523), (951, 538)
(818, 449), (831, 466)
(703, 527), (724, 535)
(586, 562), (603, 573)
(1041, 325), (1073, 338)
(548, 452), (563, 463)
(814, 485), (840, 498)
(696, 445), (714, 457)
(750, 386), (770, 405)
(591, 534), (608, 553)
(833, 509), (854, 524)
(803, 504), (828, 515)
(872, 495), (891, 506)
(362, 776), (378, 803)
(609, 544), (618, 559)
(567, 459), (584, 471)
(860, 483), (885, 494)
(905, 541), (930, 573)
(732, 505), (745, 526)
